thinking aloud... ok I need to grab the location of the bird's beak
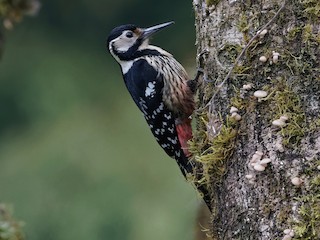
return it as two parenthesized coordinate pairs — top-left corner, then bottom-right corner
(140, 21), (175, 40)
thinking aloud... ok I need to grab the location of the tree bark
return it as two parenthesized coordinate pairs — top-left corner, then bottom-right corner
(192, 0), (320, 239)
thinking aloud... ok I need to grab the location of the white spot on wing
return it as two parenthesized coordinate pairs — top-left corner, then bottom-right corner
(138, 98), (148, 115)
(164, 113), (171, 120)
(167, 137), (177, 144)
(145, 82), (156, 97)
(161, 143), (168, 148)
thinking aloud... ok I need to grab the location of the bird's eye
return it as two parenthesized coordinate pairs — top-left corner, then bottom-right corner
(126, 31), (134, 38)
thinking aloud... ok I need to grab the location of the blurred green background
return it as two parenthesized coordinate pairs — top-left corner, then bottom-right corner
(0, 1), (200, 239)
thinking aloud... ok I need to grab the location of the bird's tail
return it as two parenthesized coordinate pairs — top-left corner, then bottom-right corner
(176, 118), (212, 212)
(177, 153), (212, 212)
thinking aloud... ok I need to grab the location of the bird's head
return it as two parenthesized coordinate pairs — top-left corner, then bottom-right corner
(107, 21), (174, 61)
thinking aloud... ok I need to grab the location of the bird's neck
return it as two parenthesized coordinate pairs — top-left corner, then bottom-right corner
(114, 43), (172, 62)
(115, 44), (173, 74)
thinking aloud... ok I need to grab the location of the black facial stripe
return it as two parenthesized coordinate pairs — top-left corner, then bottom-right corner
(115, 47), (162, 61)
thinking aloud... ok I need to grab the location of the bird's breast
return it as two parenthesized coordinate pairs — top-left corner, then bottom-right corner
(144, 55), (195, 117)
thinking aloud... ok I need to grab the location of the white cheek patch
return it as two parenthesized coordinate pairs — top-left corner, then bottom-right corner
(109, 35), (138, 74)
(113, 33), (138, 52)
(116, 44), (131, 52)
(109, 42), (132, 74)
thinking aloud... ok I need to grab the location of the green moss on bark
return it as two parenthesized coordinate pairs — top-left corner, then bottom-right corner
(292, 159), (320, 239)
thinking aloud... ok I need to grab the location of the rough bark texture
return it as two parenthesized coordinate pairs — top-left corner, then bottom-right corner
(192, 0), (320, 239)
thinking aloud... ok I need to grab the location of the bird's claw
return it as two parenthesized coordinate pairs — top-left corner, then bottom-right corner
(196, 49), (209, 63)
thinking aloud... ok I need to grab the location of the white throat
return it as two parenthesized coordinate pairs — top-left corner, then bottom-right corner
(119, 60), (134, 74)
(109, 42), (133, 74)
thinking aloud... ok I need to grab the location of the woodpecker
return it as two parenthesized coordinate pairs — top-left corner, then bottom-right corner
(107, 21), (211, 210)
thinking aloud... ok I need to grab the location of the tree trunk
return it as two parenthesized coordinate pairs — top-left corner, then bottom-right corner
(191, 0), (320, 239)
